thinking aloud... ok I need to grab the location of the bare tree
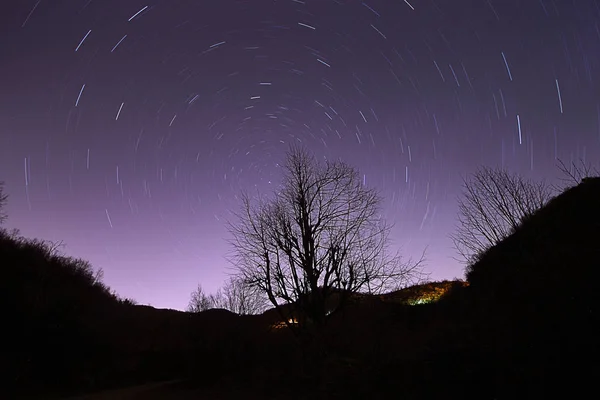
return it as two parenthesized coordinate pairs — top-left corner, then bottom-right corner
(556, 159), (599, 189)
(451, 167), (555, 264)
(186, 284), (216, 313)
(186, 278), (267, 314)
(220, 276), (268, 315)
(0, 182), (8, 225)
(228, 146), (424, 333)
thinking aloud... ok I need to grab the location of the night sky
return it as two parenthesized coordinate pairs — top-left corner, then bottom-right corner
(1, 0), (599, 310)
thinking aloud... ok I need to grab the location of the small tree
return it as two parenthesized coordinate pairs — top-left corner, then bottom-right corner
(228, 147), (423, 334)
(556, 159), (599, 189)
(220, 276), (268, 315)
(186, 284), (216, 313)
(186, 278), (267, 314)
(0, 182), (8, 225)
(451, 167), (554, 264)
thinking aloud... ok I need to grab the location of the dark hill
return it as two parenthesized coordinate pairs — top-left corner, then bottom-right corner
(0, 228), (285, 398)
(1, 230), (122, 393)
(464, 176), (599, 327)
(454, 177), (600, 397)
(3, 178), (599, 399)
(352, 178), (600, 399)
(467, 176), (600, 294)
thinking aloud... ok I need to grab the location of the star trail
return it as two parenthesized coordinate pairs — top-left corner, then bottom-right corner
(1, 0), (599, 310)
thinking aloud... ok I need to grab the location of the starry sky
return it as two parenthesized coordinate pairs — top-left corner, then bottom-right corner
(1, 0), (599, 310)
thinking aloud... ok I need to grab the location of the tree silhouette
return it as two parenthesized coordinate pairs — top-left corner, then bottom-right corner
(219, 276), (268, 315)
(0, 182), (7, 225)
(451, 167), (554, 264)
(228, 146), (423, 333)
(186, 284), (216, 313)
(556, 158), (599, 189)
(187, 277), (268, 315)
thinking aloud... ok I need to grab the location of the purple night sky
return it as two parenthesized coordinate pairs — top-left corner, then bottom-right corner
(1, 0), (599, 310)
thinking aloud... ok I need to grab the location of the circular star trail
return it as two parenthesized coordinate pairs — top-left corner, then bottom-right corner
(1, 0), (599, 310)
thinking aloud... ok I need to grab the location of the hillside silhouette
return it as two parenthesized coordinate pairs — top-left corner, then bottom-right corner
(2, 177), (599, 399)
(456, 176), (600, 397)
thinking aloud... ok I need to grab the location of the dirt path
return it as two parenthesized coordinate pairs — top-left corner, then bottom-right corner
(64, 380), (287, 400)
(65, 381), (185, 400)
